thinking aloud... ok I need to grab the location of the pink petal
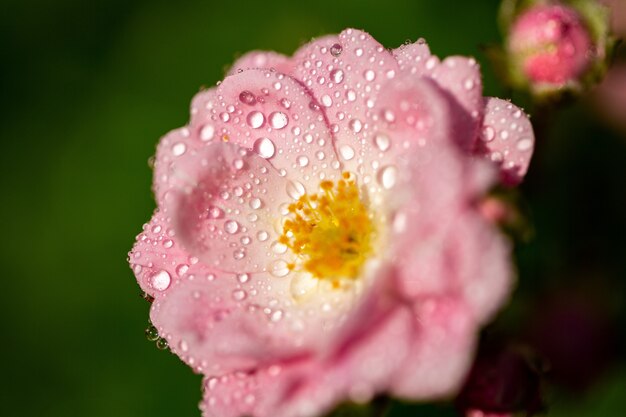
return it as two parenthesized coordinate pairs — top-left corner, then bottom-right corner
(129, 210), (203, 299)
(164, 141), (289, 274)
(199, 305), (413, 417)
(391, 296), (477, 399)
(227, 51), (293, 76)
(431, 56), (484, 151)
(292, 28), (400, 173)
(181, 69), (341, 196)
(150, 277), (308, 376)
(476, 98), (534, 185)
(392, 39), (433, 74)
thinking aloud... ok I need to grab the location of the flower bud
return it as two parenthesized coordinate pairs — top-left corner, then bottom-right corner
(509, 5), (592, 88)
(501, 0), (612, 96)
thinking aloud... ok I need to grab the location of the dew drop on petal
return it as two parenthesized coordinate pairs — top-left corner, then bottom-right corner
(271, 241), (288, 254)
(200, 124), (215, 141)
(349, 118), (363, 133)
(253, 137), (276, 159)
(297, 155), (309, 167)
(237, 273), (250, 283)
(330, 43), (343, 57)
(286, 180), (306, 200)
(481, 126), (495, 142)
(330, 69), (344, 84)
(339, 144), (355, 161)
(151, 270), (171, 291)
(270, 260), (290, 277)
(224, 220), (240, 234)
(516, 137), (533, 151)
(247, 111), (265, 129)
(269, 111), (289, 129)
(363, 69), (376, 81)
(374, 133), (390, 152)
(239, 90), (257, 105)
(290, 274), (318, 299)
(249, 198), (262, 209)
(378, 165), (398, 189)
(232, 289), (247, 301)
(321, 95), (333, 107)
(257, 230), (269, 241)
(172, 142), (186, 156)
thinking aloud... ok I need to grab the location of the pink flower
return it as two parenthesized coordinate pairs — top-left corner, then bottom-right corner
(129, 29), (534, 417)
(507, 4), (595, 91)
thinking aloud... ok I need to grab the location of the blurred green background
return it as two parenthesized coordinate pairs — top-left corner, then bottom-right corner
(1, 0), (624, 416)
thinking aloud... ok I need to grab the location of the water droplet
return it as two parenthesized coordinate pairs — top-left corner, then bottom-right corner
(481, 126), (495, 142)
(224, 220), (240, 234)
(463, 78), (475, 90)
(257, 231), (269, 241)
(199, 124), (215, 142)
(208, 206), (224, 219)
(220, 112), (230, 122)
(271, 241), (288, 254)
(179, 339), (189, 352)
(269, 112), (288, 129)
(290, 274), (318, 299)
(172, 142), (186, 156)
(378, 165), (398, 189)
(516, 137), (533, 151)
(500, 130), (509, 140)
(270, 310), (283, 322)
(145, 325), (159, 341)
(237, 273), (250, 283)
(425, 56), (438, 70)
(349, 119), (363, 133)
(297, 155), (309, 167)
(247, 111), (265, 129)
(374, 133), (390, 152)
(249, 198), (262, 209)
(163, 239), (174, 248)
(330, 69), (344, 84)
(176, 264), (189, 276)
(346, 90), (357, 102)
(270, 260), (290, 277)
(239, 90), (256, 105)
(330, 43), (343, 56)
(253, 137), (276, 159)
(286, 180), (305, 200)
(339, 144), (355, 161)
(363, 69), (376, 81)
(382, 109), (395, 123)
(151, 270), (171, 291)
(355, 48), (363, 57)
(232, 289), (247, 301)
(156, 338), (169, 350)
(321, 95), (333, 107)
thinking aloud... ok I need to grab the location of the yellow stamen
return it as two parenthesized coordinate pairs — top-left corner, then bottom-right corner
(280, 174), (374, 280)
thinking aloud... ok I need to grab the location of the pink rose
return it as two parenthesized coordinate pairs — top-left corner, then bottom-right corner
(129, 29), (534, 417)
(507, 4), (596, 91)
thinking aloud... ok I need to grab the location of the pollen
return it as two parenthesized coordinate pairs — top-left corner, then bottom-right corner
(280, 173), (374, 281)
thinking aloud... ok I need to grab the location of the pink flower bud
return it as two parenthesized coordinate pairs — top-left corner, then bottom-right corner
(508, 4), (594, 88)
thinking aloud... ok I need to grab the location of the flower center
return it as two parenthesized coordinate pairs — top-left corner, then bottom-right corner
(279, 173), (374, 281)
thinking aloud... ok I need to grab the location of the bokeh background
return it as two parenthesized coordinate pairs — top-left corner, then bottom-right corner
(1, 0), (625, 416)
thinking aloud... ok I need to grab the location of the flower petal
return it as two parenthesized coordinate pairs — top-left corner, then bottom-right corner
(476, 98), (534, 185)
(164, 141), (289, 274)
(392, 39), (433, 74)
(227, 51), (293, 76)
(129, 210), (202, 299)
(431, 56), (484, 151)
(391, 296), (476, 399)
(293, 28), (400, 173)
(187, 69), (342, 194)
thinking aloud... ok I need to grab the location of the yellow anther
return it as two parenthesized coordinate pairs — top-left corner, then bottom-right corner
(279, 173), (374, 280)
